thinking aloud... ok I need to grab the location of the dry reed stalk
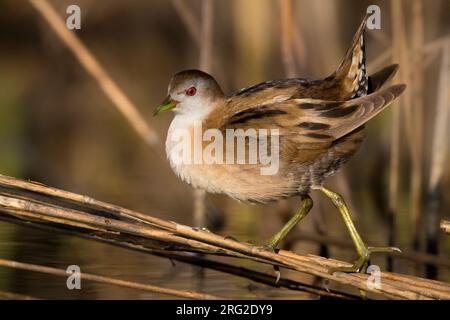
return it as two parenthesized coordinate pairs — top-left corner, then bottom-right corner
(428, 42), (450, 197)
(1, 175), (450, 299)
(423, 36), (450, 278)
(385, 9), (399, 272)
(199, 0), (214, 72)
(301, 0), (340, 73)
(409, 1), (425, 248)
(170, 0), (201, 46)
(279, 0), (297, 77)
(391, 1), (415, 159)
(193, 189), (207, 228)
(0, 259), (222, 299)
(28, 0), (159, 147)
(429, 43), (450, 245)
(292, 16), (307, 72)
(388, 0), (404, 261)
(0, 174), (175, 230)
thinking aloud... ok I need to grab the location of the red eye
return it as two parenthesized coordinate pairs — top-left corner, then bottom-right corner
(186, 87), (197, 96)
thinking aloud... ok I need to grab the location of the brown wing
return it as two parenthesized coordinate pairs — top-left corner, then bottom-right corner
(289, 84), (406, 139)
(221, 84), (406, 141)
(368, 64), (399, 93)
(214, 84), (405, 172)
(226, 79), (310, 114)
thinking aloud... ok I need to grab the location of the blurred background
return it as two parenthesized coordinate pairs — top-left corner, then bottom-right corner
(0, 0), (449, 299)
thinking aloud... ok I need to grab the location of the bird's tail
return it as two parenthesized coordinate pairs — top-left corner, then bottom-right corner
(333, 14), (369, 99)
(368, 64), (399, 93)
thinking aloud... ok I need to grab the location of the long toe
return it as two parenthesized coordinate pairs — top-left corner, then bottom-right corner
(330, 246), (402, 274)
(368, 246), (402, 254)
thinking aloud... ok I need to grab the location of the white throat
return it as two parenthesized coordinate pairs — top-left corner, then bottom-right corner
(165, 100), (215, 171)
(169, 99), (214, 130)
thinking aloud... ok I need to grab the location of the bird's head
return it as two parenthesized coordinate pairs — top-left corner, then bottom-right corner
(154, 69), (224, 118)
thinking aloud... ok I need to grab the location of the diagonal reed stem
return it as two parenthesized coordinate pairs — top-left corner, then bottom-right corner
(28, 0), (159, 148)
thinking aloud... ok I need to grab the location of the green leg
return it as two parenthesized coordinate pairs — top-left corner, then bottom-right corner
(265, 195), (313, 250)
(320, 186), (401, 273)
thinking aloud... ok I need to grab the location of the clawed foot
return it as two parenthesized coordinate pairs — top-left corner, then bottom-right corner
(262, 233), (284, 253)
(256, 243), (282, 282)
(329, 246), (401, 274)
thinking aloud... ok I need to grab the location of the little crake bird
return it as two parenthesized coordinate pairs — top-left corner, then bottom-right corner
(154, 15), (406, 273)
